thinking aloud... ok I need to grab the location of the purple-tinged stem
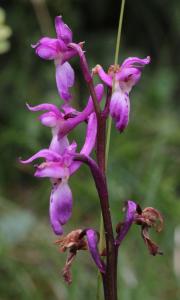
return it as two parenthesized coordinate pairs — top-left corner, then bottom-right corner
(69, 43), (101, 116)
(71, 42), (117, 300)
(74, 154), (117, 300)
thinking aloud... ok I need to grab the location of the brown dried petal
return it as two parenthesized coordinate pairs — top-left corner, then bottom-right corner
(142, 226), (163, 256)
(134, 207), (163, 232)
(55, 229), (88, 284)
(55, 229), (87, 252)
(142, 207), (163, 232)
(62, 251), (76, 285)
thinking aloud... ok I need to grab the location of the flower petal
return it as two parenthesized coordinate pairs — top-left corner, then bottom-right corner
(55, 61), (75, 101)
(39, 112), (59, 127)
(50, 180), (73, 235)
(92, 65), (112, 87)
(86, 229), (105, 273)
(70, 112), (97, 174)
(115, 200), (137, 246)
(26, 103), (61, 116)
(141, 226), (163, 256)
(110, 90), (130, 132)
(20, 149), (62, 164)
(55, 16), (72, 44)
(49, 135), (70, 155)
(121, 56), (150, 68)
(80, 113), (97, 156)
(114, 56), (150, 93)
(62, 48), (78, 63)
(66, 140), (77, 155)
(82, 84), (104, 116)
(61, 103), (78, 115)
(32, 37), (67, 60)
(35, 161), (69, 178)
(116, 67), (141, 91)
(58, 84), (103, 138)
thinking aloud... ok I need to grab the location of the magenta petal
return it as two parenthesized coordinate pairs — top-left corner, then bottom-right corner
(66, 141), (77, 155)
(62, 141), (77, 167)
(62, 48), (78, 63)
(49, 135), (69, 155)
(26, 103), (61, 116)
(110, 91), (130, 132)
(39, 112), (59, 127)
(55, 61), (74, 101)
(70, 113), (97, 174)
(115, 200), (137, 246)
(50, 181), (73, 235)
(116, 67), (141, 84)
(121, 56), (151, 68)
(20, 149), (62, 164)
(95, 65), (112, 87)
(86, 229), (105, 273)
(35, 161), (69, 178)
(80, 112), (97, 156)
(55, 16), (72, 44)
(58, 84), (103, 138)
(116, 68), (141, 93)
(61, 103), (77, 115)
(82, 84), (104, 116)
(32, 38), (65, 60)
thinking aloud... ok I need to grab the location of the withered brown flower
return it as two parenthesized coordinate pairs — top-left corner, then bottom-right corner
(55, 229), (87, 284)
(134, 206), (163, 256)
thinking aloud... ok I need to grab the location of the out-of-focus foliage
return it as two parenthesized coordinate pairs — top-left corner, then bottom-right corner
(0, 0), (180, 300)
(0, 7), (12, 54)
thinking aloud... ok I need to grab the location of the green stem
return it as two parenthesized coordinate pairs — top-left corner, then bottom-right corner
(97, 1), (126, 299)
(114, 0), (126, 67)
(106, 0), (126, 162)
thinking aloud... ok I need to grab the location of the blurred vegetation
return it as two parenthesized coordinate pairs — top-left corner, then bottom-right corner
(0, 0), (180, 299)
(0, 8), (12, 54)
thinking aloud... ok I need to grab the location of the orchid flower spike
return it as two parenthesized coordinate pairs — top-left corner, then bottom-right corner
(32, 16), (82, 101)
(93, 56), (150, 132)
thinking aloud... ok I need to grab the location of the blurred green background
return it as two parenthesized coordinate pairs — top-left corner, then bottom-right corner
(0, 0), (180, 299)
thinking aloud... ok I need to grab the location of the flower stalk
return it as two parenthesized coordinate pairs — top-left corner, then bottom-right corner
(20, 8), (163, 300)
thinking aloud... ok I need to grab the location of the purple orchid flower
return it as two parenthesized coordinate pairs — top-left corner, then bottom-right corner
(26, 84), (104, 144)
(93, 56), (150, 132)
(20, 145), (75, 235)
(115, 200), (137, 246)
(32, 16), (82, 101)
(26, 102), (70, 155)
(20, 113), (97, 235)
